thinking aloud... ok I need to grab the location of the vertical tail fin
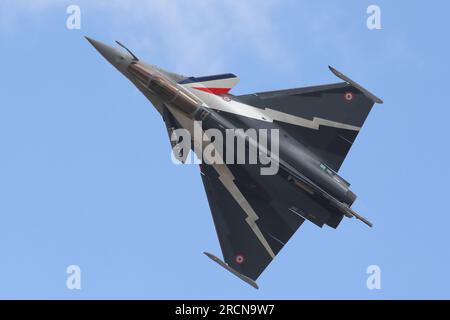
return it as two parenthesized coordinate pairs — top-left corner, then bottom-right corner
(179, 73), (239, 95)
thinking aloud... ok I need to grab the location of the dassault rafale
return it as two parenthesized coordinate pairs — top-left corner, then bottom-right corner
(87, 37), (383, 288)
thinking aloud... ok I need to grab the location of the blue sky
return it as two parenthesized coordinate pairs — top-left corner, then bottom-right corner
(0, 0), (449, 299)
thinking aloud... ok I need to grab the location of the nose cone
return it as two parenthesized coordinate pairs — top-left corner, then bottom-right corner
(85, 36), (131, 75)
(85, 37), (118, 64)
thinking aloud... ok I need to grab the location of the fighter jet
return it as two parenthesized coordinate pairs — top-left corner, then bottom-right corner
(86, 37), (383, 289)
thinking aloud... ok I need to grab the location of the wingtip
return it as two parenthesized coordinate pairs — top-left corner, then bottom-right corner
(375, 98), (384, 104)
(328, 65), (340, 76)
(328, 65), (384, 105)
(203, 252), (259, 289)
